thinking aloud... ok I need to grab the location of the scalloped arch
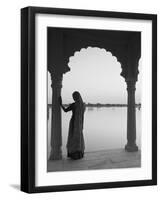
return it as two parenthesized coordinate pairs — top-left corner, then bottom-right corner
(65, 46), (126, 79)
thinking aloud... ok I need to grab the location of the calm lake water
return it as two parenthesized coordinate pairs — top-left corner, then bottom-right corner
(47, 107), (141, 157)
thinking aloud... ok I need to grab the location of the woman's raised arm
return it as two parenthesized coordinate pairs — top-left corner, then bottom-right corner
(59, 96), (72, 112)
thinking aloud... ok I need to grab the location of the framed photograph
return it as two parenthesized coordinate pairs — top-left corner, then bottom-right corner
(21, 6), (157, 193)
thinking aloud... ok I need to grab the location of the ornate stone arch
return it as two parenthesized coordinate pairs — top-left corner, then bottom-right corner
(48, 27), (141, 160)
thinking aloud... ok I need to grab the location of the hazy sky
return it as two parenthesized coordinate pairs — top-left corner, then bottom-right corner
(48, 47), (141, 104)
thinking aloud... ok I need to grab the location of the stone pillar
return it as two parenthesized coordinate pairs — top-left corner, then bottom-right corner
(49, 72), (63, 160)
(125, 79), (138, 152)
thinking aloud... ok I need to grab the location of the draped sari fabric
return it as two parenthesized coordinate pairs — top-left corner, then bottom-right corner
(66, 95), (86, 159)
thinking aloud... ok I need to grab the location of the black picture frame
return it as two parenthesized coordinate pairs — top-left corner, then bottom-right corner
(21, 6), (157, 193)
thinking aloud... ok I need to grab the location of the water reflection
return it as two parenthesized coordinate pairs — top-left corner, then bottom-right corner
(48, 107), (141, 157)
(87, 107), (94, 111)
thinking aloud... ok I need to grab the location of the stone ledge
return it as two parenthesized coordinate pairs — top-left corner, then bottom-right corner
(47, 148), (141, 172)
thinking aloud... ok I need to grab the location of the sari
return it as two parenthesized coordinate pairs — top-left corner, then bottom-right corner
(65, 96), (85, 159)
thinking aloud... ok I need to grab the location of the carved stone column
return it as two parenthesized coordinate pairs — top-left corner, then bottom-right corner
(125, 79), (138, 152)
(49, 72), (63, 160)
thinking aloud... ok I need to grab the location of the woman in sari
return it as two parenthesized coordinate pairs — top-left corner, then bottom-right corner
(59, 91), (86, 160)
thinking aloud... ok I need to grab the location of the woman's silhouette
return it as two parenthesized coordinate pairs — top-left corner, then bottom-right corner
(59, 91), (85, 160)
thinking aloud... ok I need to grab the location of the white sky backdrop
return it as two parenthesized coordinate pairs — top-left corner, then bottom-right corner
(48, 47), (141, 104)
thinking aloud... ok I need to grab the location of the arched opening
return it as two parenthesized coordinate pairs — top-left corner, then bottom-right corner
(47, 47), (141, 158)
(62, 47), (126, 155)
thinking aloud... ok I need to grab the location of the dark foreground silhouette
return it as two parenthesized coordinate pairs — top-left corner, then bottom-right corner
(59, 91), (86, 160)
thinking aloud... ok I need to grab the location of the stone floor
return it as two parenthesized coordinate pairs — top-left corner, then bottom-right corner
(47, 149), (141, 172)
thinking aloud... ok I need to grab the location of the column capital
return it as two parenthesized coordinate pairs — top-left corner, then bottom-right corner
(48, 67), (63, 88)
(51, 74), (63, 86)
(125, 79), (137, 91)
(48, 66), (63, 78)
(125, 78), (137, 83)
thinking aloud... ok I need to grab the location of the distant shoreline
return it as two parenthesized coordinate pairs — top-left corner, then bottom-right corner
(48, 103), (141, 108)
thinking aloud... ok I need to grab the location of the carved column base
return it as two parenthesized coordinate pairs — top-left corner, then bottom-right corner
(125, 143), (138, 152)
(49, 148), (62, 160)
